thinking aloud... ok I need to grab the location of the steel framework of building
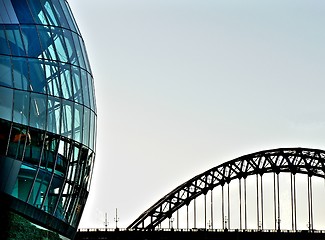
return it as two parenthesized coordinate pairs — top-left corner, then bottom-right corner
(128, 147), (325, 230)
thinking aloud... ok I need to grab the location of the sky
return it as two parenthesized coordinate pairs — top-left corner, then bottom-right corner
(68, 0), (325, 229)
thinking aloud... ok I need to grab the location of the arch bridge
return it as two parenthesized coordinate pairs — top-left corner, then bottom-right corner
(128, 147), (325, 231)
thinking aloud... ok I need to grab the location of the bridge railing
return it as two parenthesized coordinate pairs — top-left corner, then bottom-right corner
(77, 228), (325, 234)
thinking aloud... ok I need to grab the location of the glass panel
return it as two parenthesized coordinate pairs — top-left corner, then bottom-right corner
(71, 189), (87, 227)
(81, 151), (93, 191)
(71, 66), (82, 103)
(36, 25), (57, 61)
(0, 87), (13, 121)
(12, 57), (29, 90)
(56, 138), (70, 176)
(73, 103), (82, 143)
(45, 60), (61, 97)
(0, 25), (11, 55)
(46, 174), (65, 214)
(91, 77), (97, 112)
(30, 93), (47, 130)
(42, 0), (59, 26)
(23, 128), (45, 167)
(80, 69), (90, 107)
(60, 64), (73, 100)
(51, 0), (69, 28)
(87, 73), (95, 110)
(2, 0), (19, 23)
(86, 152), (95, 191)
(0, 55), (13, 87)
(13, 89), (29, 126)
(5, 25), (26, 56)
(89, 110), (94, 150)
(64, 183), (78, 224)
(69, 147), (88, 226)
(11, 0), (34, 23)
(55, 182), (68, 221)
(82, 107), (90, 147)
(7, 124), (29, 160)
(28, 132), (57, 211)
(0, 0), (11, 24)
(59, 144), (79, 221)
(31, 168), (51, 211)
(62, 29), (78, 66)
(12, 163), (37, 202)
(61, 100), (73, 138)
(60, 0), (79, 33)
(26, 0), (49, 25)
(47, 96), (61, 134)
(72, 33), (85, 69)
(43, 133), (59, 172)
(51, 27), (68, 62)
(79, 38), (91, 72)
(20, 25), (42, 58)
(78, 147), (88, 186)
(29, 58), (47, 93)
(93, 114), (97, 152)
(22, 128), (42, 204)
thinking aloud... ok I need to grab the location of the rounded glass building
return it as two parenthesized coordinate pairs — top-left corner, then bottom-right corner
(0, 0), (96, 238)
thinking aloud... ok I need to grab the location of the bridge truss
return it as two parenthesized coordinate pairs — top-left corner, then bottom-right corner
(128, 147), (325, 231)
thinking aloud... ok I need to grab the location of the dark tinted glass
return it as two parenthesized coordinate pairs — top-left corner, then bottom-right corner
(0, 87), (13, 121)
(0, 55), (13, 87)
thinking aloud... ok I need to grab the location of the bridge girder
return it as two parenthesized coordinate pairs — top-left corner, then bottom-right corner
(127, 147), (325, 230)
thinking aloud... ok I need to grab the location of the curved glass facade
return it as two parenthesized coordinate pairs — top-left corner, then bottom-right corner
(0, 0), (96, 238)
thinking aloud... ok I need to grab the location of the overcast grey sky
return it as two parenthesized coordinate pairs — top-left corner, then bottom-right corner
(68, 0), (325, 228)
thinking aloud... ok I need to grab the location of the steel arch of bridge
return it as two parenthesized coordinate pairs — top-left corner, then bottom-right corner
(128, 147), (325, 230)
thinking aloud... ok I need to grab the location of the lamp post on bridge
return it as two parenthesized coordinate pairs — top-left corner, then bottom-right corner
(114, 208), (119, 229)
(169, 218), (174, 229)
(224, 216), (228, 231)
(104, 212), (108, 230)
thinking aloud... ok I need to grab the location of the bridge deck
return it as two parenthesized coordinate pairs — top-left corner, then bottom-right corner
(75, 229), (325, 240)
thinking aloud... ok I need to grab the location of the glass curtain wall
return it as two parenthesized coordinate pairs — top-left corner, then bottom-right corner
(0, 0), (96, 238)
